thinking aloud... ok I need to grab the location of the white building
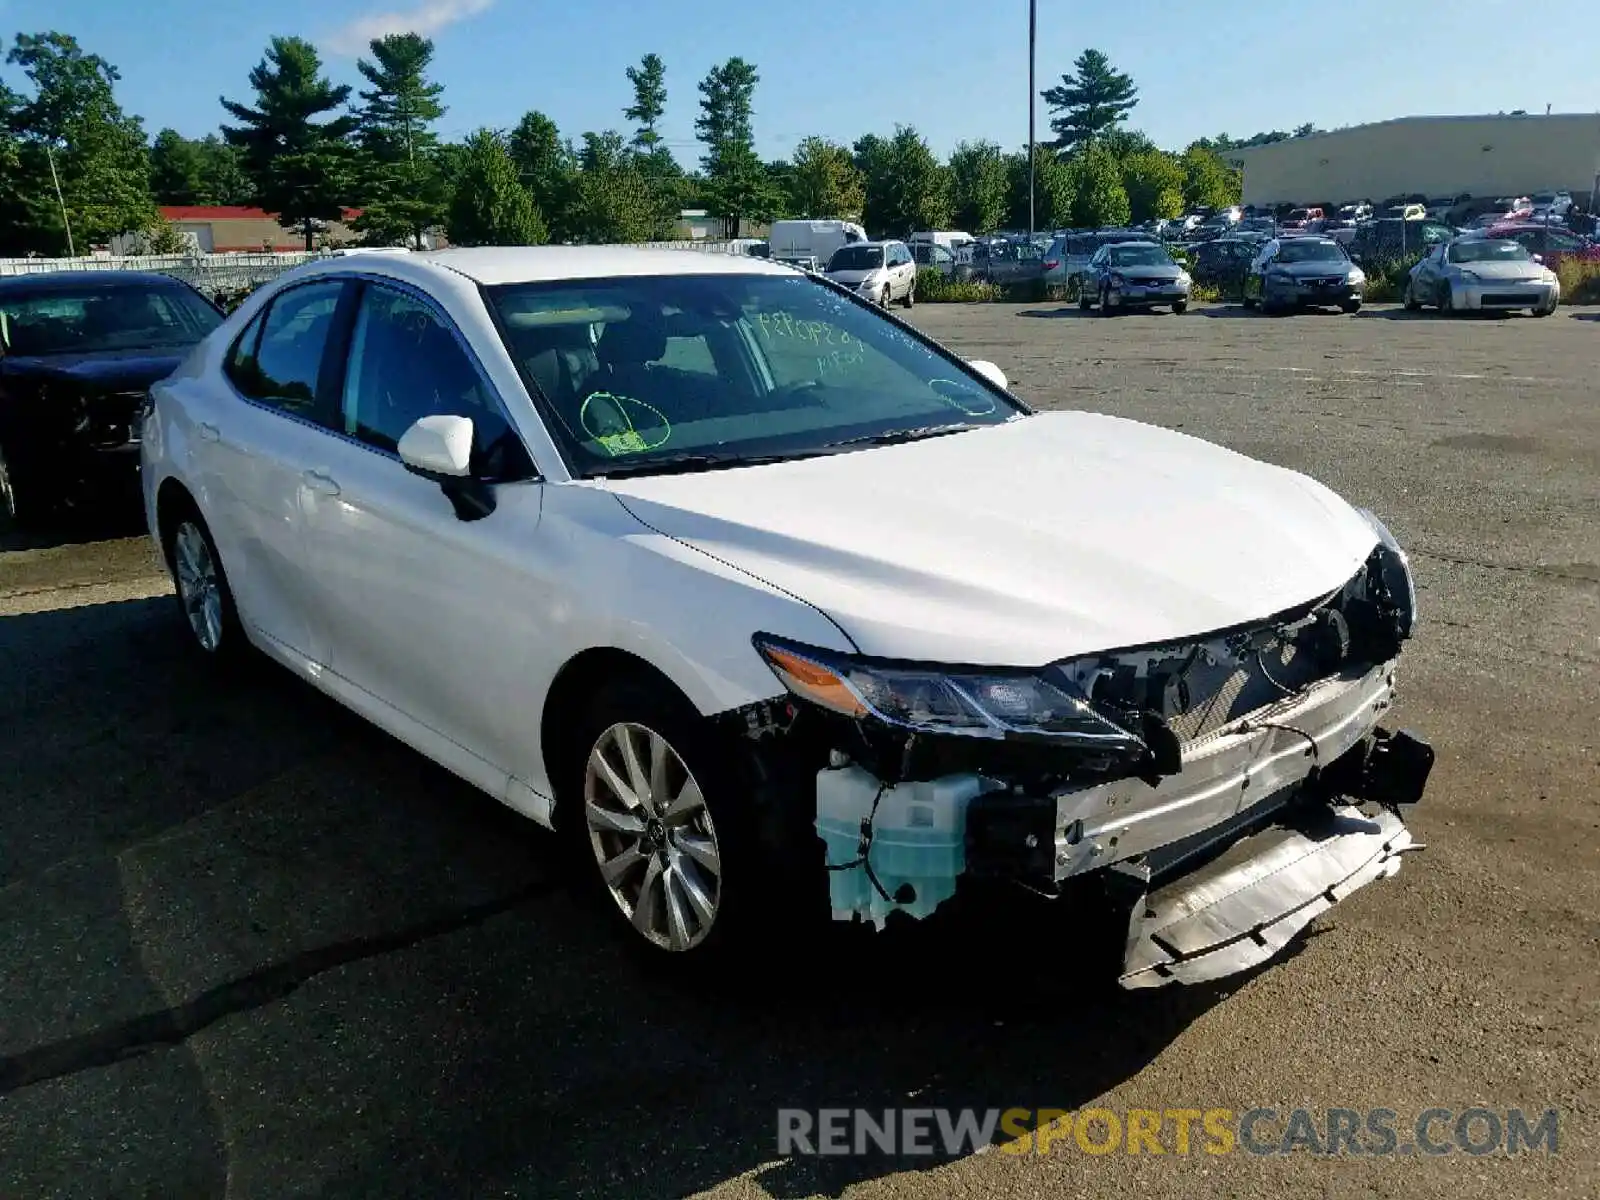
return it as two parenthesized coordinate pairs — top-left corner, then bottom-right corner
(1224, 114), (1600, 207)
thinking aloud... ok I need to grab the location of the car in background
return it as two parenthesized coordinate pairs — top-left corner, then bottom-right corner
(1474, 222), (1600, 269)
(769, 219), (868, 272)
(1242, 236), (1365, 314)
(1449, 196), (1532, 227)
(1044, 228), (1150, 292)
(1404, 237), (1559, 316)
(1280, 207), (1324, 231)
(1378, 204), (1427, 222)
(1079, 241), (1192, 314)
(1348, 217), (1457, 264)
(1235, 217), (1278, 238)
(825, 241), (917, 307)
(139, 245), (1430, 978)
(1528, 191), (1574, 221)
(0, 271), (223, 532)
(963, 237), (1045, 287)
(1423, 195), (1467, 221)
(910, 240), (961, 276)
(1188, 238), (1259, 291)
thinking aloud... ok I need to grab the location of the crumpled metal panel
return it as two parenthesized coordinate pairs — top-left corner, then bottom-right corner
(1119, 804), (1417, 989)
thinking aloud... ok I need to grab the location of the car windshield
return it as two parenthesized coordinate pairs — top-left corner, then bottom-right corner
(827, 246), (884, 271)
(1109, 244), (1173, 266)
(0, 283), (221, 356)
(1530, 193), (1555, 204)
(1277, 240), (1347, 264)
(1287, 210), (1313, 221)
(488, 273), (1023, 477)
(1449, 240), (1533, 264)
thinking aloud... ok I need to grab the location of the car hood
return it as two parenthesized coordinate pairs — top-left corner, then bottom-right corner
(601, 411), (1381, 665)
(1274, 260), (1353, 277)
(1451, 260), (1549, 281)
(0, 346), (188, 393)
(826, 268), (884, 285)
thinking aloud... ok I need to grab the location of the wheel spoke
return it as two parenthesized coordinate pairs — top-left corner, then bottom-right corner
(670, 857), (717, 927)
(589, 745), (640, 810)
(662, 869), (693, 950)
(672, 830), (720, 877)
(617, 726), (651, 807)
(660, 778), (705, 826)
(599, 840), (647, 884)
(632, 856), (664, 936)
(647, 731), (673, 813)
(585, 799), (644, 837)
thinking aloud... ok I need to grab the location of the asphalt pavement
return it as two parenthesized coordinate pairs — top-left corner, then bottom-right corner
(1, 302), (1596, 1199)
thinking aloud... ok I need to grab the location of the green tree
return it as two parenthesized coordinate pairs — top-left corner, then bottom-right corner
(1005, 143), (1075, 230)
(1180, 142), (1241, 210)
(1042, 49), (1139, 154)
(508, 109), (577, 240)
(1120, 148), (1185, 223)
(1292, 122), (1319, 138)
(351, 33), (448, 246)
(1067, 143), (1131, 227)
(446, 128), (546, 246)
(694, 57), (781, 236)
(3, 32), (156, 254)
(786, 136), (863, 218)
(948, 139), (1007, 233)
(196, 134), (251, 205)
(220, 36), (358, 250)
(624, 52), (667, 153)
(858, 125), (949, 237)
(150, 128), (205, 203)
(570, 129), (668, 242)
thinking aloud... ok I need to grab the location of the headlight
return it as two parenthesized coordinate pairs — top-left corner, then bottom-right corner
(1357, 509), (1418, 640)
(1346, 268), (1366, 284)
(1108, 272), (1125, 287)
(1265, 268), (1292, 282)
(1176, 271), (1192, 285)
(1457, 269), (1481, 283)
(752, 636), (1147, 753)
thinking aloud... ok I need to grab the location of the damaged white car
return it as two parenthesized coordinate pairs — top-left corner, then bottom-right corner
(141, 247), (1433, 987)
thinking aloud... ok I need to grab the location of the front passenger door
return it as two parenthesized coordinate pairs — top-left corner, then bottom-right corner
(296, 280), (546, 782)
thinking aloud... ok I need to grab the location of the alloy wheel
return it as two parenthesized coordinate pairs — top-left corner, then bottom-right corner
(173, 521), (223, 652)
(583, 721), (722, 952)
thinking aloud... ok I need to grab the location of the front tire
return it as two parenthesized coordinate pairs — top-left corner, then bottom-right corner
(1098, 286), (1114, 316)
(0, 442), (20, 538)
(902, 283), (915, 308)
(164, 511), (244, 663)
(1403, 280), (1421, 310)
(1172, 300), (1188, 314)
(566, 676), (744, 961)
(1341, 299), (1362, 314)
(880, 286), (891, 309)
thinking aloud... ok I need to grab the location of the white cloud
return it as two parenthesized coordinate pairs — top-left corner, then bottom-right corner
(324, 0), (495, 56)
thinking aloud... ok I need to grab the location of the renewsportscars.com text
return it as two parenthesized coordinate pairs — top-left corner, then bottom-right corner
(777, 1106), (1560, 1158)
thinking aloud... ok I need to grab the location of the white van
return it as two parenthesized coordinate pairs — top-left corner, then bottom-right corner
(768, 219), (868, 270)
(908, 230), (976, 252)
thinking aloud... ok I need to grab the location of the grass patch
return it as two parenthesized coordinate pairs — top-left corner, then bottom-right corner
(1357, 253), (1425, 304)
(916, 266), (999, 303)
(1556, 258), (1600, 304)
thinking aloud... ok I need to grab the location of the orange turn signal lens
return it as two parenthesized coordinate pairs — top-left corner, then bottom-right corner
(759, 646), (868, 719)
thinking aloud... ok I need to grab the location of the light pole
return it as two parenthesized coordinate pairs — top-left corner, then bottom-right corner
(1027, 0), (1037, 242)
(45, 142), (76, 257)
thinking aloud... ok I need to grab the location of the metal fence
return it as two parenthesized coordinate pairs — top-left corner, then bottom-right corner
(0, 251), (341, 299)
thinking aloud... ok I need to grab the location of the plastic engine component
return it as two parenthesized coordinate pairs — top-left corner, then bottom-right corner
(815, 765), (1004, 929)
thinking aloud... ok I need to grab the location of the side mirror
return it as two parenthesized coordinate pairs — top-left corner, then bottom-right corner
(1532, 253), (1544, 264)
(398, 414), (496, 521)
(966, 359), (1008, 391)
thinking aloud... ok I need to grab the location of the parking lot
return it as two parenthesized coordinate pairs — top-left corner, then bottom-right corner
(2, 300), (1596, 1199)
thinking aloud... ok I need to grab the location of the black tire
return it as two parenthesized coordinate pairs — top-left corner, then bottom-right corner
(902, 283), (915, 309)
(1078, 289), (1093, 311)
(0, 442), (19, 538)
(1341, 299), (1362, 314)
(1403, 280), (1421, 310)
(162, 507), (246, 665)
(880, 286), (891, 309)
(1171, 300), (1188, 314)
(1241, 295), (1258, 310)
(560, 674), (754, 965)
(1435, 282), (1452, 313)
(1098, 286), (1114, 316)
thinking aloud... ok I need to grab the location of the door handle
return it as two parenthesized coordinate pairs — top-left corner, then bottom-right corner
(301, 469), (341, 497)
(196, 422), (220, 443)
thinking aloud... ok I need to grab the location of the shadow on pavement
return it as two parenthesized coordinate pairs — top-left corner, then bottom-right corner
(1568, 311), (1600, 322)
(1015, 305), (1096, 319)
(1357, 308), (1520, 321)
(0, 590), (1255, 1197)
(0, 501), (147, 554)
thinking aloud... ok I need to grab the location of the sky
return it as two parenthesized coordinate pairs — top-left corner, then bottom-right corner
(7, 0), (1599, 163)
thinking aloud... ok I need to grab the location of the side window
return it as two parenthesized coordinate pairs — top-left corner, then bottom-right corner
(226, 281), (346, 420)
(342, 284), (532, 481)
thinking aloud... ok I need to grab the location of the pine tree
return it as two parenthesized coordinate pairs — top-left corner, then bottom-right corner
(624, 53), (667, 153)
(220, 36), (358, 250)
(694, 58), (780, 236)
(508, 110), (577, 241)
(1042, 49), (1139, 154)
(446, 129), (545, 246)
(352, 33), (448, 246)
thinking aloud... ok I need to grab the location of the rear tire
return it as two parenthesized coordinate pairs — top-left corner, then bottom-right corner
(1341, 299), (1362, 314)
(1403, 280), (1421, 310)
(1172, 300), (1188, 314)
(902, 283), (915, 309)
(162, 508), (246, 665)
(0, 443), (19, 538)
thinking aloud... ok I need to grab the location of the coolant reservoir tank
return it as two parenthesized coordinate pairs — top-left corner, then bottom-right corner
(815, 765), (1004, 929)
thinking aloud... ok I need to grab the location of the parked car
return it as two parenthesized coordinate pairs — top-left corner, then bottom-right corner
(1079, 241), (1192, 314)
(1044, 228), (1150, 292)
(0, 270), (223, 532)
(1449, 196), (1531, 227)
(1378, 204), (1427, 222)
(1404, 237), (1559, 316)
(908, 230), (976, 255)
(910, 240), (960, 276)
(1528, 190), (1574, 220)
(1348, 218), (1457, 264)
(1473, 222), (1600, 269)
(1280, 207), (1324, 231)
(1242, 236), (1366, 314)
(140, 246), (1429, 977)
(964, 238), (1045, 286)
(824, 241), (918, 307)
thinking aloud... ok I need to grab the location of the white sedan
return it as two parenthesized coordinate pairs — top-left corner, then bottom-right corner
(141, 247), (1432, 983)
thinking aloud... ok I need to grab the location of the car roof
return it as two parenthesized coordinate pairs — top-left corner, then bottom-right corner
(0, 270), (191, 295)
(406, 245), (799, 287)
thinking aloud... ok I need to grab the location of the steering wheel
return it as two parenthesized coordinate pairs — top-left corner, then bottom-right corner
(766, 379), (829, 409)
